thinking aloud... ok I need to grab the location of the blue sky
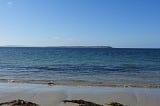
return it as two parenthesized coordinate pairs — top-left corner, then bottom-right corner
(0, 0), (160, 48)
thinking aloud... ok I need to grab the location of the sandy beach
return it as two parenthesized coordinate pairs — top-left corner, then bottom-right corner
(0, 83), (159, 106)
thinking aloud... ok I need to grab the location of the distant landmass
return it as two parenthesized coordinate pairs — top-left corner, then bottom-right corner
(1, 45), (113, 48)
(53, 46), (113, 48)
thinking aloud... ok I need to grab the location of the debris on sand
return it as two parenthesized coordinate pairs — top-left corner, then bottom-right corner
(107, 102), (124, 106)
(63, 99), (103, 106)
(47, 81), (55, 86)
(0, 99), (40, 106)
(8, 80), (15, 83)
(0, 99), (125, 106)
(63, 100), (125, 106)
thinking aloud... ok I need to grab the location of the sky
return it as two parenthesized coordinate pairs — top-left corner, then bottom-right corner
(0, 0), (160, 48)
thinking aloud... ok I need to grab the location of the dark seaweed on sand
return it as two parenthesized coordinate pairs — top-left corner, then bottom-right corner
(63, 99), (103, 106)
(63, 99), (124, 106)
(0, 99), (40, 106)
(0, 99), (124, 106)
(107, 102), (124, 106)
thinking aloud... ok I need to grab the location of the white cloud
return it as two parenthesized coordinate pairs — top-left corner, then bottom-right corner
(7, 1), (12, 5)
(52, 36), (61, 40)
(51, 36), (74, 41)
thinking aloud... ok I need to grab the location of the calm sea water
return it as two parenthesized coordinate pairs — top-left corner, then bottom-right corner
(0, 47), (160, 87)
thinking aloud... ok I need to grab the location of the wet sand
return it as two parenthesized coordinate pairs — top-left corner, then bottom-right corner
(0, 83), (160, 106)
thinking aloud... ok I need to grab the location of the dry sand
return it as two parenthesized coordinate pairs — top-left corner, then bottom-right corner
(0, 83), (160, 106)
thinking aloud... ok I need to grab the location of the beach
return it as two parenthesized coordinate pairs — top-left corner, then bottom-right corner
(0, 83), (160, 106)
(0, 48), (160, 106)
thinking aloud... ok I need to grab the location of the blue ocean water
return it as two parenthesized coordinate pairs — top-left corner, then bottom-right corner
(0, 47), (160, 87)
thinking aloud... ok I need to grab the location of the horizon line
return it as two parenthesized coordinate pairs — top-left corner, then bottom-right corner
(0, 45), (160, 49)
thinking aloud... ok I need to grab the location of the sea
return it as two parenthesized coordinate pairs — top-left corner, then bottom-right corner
(0, 47), (160, 88)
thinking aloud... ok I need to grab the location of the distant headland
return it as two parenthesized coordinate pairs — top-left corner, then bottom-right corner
(0, 45), (113, 48)
(49, 46), (113, 48)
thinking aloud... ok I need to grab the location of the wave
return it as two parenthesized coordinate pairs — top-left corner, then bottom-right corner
(0, 63), (159, 73)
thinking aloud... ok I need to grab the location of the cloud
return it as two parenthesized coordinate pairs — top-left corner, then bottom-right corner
(51, 36), (73, 41)
(52, 36), (61, 40)
(7, 1), (13, 5)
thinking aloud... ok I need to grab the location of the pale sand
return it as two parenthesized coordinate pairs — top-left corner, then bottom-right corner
(0, 83), (160, 106)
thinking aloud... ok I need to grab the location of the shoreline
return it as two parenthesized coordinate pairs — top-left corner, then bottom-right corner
(1, 79), (160, 88)
(0, 83), (160, 106)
